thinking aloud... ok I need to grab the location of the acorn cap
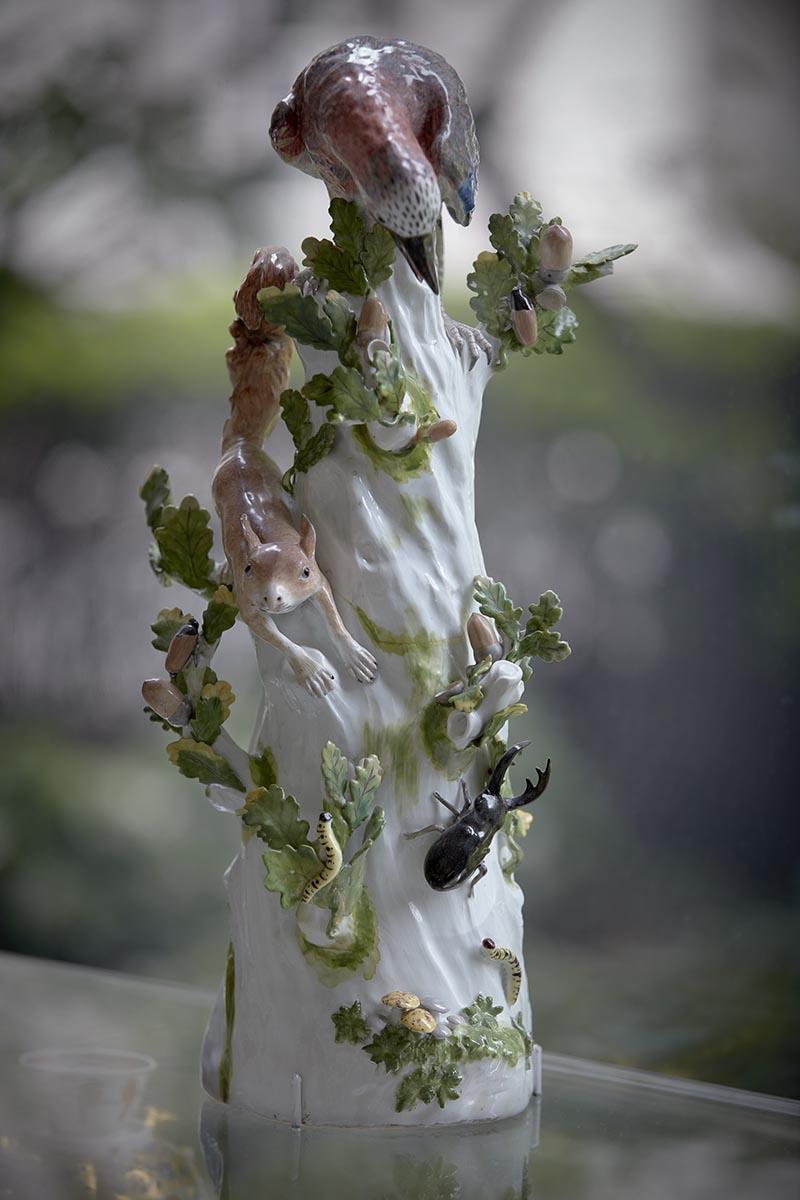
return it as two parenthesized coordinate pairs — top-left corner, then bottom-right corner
(536, 285), (567, 311)
(382, 991), (421, 1010)
(539, 225), (573, 273)
(142, 678), (192, 727)
(467, 612), (503, 661)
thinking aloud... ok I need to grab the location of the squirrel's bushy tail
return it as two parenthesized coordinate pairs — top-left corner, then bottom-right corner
(221, 246), (297, 454)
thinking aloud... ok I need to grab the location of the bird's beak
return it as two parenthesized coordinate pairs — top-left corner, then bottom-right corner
(395, 233), (439, 295)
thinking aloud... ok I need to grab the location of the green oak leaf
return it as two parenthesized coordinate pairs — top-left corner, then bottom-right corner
(348, 755), (383, 828)
(321, 741), (348, 803)
(321, 290), (358, 357)
(473, 575), (523, 646)
(527, 589), (563, 629)
(466, 251), (516, 337)
(331, 1001), (369, 1044)
(371, 347), (406, 419)
(508, 192), (544, 240)
(140, 465), (171, 530)
(294, 421), (336, 475)
(201, 586), (237, 644)
(488, 212), (527, 273)
(153, 496), (215, 591)
(280, 388), (312, 448)
(301, 238), (368, 296)
(478, 703), (528, 745)
(303, 366), (382, 423)
(534, 305), (579, 355)
(329, 198), (368, 260)
(249, 746), (278, 789)
(190, 681), (234, 744)
(360, 224), (396, 288)
(567, 243), (637, 287)
(517, 589), (571, 662)
(313, 855), (368, 937)
(263, 843), (322, 909)
(239, 784), (310, 850)
(166, 738), (245, 791)
(351, 805), (385, 861)
(150, 607), (192, 652)
(518, 627), (571, 663)
(257, 283), (337, 350)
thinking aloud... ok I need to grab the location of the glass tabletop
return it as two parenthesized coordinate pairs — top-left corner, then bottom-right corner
(0, 952), (797, 1199)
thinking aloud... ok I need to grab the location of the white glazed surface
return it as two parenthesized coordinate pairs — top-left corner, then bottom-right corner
(201, 254), (536, 1126)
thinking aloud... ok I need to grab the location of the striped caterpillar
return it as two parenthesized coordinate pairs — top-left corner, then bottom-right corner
(482, 937), (523, 1005)
(300, 812), (343, 903)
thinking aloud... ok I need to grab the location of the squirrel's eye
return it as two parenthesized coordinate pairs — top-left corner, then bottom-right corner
(302, 566), (310, 578)
(244, 563), (252, 575)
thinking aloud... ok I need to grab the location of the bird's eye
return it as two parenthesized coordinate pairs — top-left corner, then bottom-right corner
(244, 564), (252, 575)
(302, 566), (310, 578)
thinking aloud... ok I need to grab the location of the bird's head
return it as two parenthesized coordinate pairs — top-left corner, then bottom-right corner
(270, 37), (479, 295)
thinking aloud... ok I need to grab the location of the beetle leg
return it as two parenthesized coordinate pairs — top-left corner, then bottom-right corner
(459, 779), (470, 813)
(432, 790), (461, 818)
(467, 862), (489, 898)
(404, 823), (446, 840)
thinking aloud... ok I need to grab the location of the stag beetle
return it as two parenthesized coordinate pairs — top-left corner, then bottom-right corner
(405, 741), (551, 896)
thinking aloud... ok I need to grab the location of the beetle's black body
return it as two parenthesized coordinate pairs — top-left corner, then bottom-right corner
(407, 742), (551, 895)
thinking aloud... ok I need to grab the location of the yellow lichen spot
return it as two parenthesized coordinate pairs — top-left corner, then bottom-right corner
(382, 990), (421, 1010)
(401, 1007), (437, 1033)
(211, 584), (236, 607)
(515, 810), (533, 836)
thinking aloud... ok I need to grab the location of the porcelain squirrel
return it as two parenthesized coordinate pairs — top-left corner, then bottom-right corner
(212, 246), (378, 698)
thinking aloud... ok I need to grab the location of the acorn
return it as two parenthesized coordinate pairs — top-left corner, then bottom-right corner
(382, 991), (421, 1011)
(467, 612), (503, 662)
(165, 618), (199, 674)
(413, 418), (457, 446)
(401, 1008), (438, 1034)
(536, 284), (567, 311)
(356, 296), (390, 349)
(510, 287), (538, 347)
(538, 224), (573, 283)
(142, 678), (192, 727)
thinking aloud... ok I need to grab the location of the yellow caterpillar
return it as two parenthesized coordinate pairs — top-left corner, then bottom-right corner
(482, 937), (523, 1005)
(301, 812), (343, 903)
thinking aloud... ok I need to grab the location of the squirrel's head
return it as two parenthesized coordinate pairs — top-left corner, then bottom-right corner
(238, 514), (321, 614)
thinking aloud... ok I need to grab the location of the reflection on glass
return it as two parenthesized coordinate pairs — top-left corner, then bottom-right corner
(9, 1046), (207, 1199)
(200, 1096), (538, 1200)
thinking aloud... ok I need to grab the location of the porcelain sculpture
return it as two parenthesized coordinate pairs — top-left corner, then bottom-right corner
(139, 34), (635, 1127)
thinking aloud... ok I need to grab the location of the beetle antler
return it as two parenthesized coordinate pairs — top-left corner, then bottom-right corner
(507, 759), (551, 810)
(486, 740), (531, 797)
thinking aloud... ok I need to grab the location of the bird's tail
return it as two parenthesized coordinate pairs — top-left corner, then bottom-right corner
(221, 247), (297, 454)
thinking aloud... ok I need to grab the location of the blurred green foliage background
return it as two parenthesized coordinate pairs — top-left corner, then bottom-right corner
(1, 0), (798, 1099)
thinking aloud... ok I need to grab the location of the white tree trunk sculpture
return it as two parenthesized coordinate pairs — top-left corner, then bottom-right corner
(199, 254), (539, 1125)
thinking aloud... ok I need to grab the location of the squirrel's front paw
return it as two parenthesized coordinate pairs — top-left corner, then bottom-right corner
(292, 653), (336, 698)
(343, 639), (378, 684)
